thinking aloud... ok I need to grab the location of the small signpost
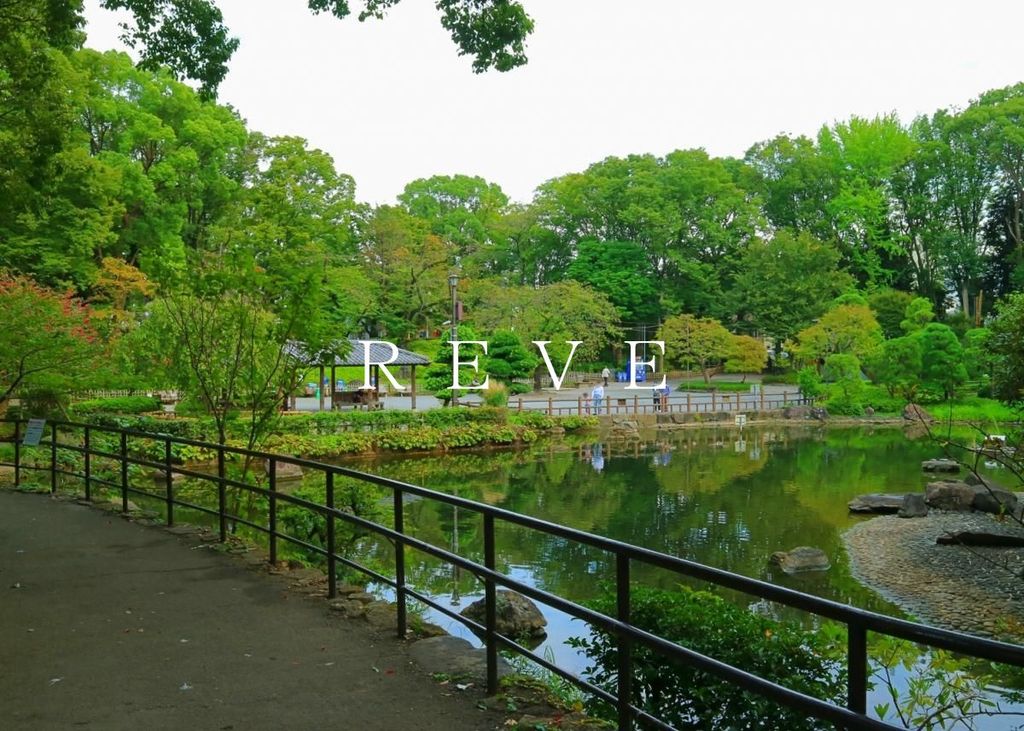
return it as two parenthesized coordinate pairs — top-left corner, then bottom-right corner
(23, 419), (46, 447)
(734, 414), (747, 429)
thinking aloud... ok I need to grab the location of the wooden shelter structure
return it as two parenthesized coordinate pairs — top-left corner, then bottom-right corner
(286, 340), (432, 411)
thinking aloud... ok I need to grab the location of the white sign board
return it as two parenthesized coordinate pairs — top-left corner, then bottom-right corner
(734, 414), (747, 428)
(23, 419), (46, 447)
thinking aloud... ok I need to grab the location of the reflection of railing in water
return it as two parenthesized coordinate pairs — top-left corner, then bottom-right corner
(513, 391), (812, 416)
(3, 417), (1022, 731)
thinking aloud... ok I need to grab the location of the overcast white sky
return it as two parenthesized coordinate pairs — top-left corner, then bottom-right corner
(83, 0), (1024, 205)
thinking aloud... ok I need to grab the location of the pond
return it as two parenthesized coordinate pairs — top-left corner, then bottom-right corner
(332, 425), (1003, 651)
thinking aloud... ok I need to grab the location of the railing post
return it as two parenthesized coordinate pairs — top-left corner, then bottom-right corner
(711, 391), (717, 413)
(616, 553), (633, 730)
(848, 621), (868, 716)
(578, 395), (582, 416)
(13, 420), (20, 488)
(484, 513), (498, 696)
(760, 387), (765, 412)
(217, 445), (226, 541)
(83, 425), (91, 500)
(784, 390), (790, 406)
(547, 397), (552, 416)
(394, 487), (407, 639)
(119, 431), (128, 512)
(50, 422), (58, 493)
(686, 391), (692, 413)
(325, 471), (337, 599)
(268, 458), (277, 565)
(517, 398), (522, 413)
(164, 438), (174, 526)
(633, 395), (638, 415)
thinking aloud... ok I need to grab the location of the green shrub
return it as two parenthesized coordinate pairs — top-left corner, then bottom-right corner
(75, 395), (162, 414)
(797, 367), (824, 399)
(762, 372), (799, 385)
(569, 585), (846, 730)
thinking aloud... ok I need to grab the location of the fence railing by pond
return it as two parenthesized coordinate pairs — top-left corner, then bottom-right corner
(514, 390), (810, 417)
(2, 418), (1022, 731)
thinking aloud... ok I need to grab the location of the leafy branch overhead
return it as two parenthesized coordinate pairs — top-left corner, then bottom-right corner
(103, 0), (534, 96)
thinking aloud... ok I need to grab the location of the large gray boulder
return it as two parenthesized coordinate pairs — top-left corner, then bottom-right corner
(898, 493), (928, 518)
(925, 481), (976, 511)
(848, 494), (904, 514)
(461, 590), (547, 640)
(770, 546), (830, 574)
(922, 459), (960, 473)
(964, 474), (1018, 515)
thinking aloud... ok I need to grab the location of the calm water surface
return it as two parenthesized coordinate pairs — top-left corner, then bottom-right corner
(336, 425), (1000, 666)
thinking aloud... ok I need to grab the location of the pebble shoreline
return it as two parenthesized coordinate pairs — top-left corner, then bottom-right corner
(844, 511), (1024, 638)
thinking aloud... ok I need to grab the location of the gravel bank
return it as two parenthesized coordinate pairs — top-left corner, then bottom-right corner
(844, 511), (1024, 638)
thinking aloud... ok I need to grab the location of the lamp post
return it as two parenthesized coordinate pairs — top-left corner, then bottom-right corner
(448, 273), (459, 407)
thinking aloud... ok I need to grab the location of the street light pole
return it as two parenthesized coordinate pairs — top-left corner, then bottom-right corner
(449, 273), (459, 407)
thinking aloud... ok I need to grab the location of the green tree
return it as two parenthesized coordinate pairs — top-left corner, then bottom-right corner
(565, 240), (661, 323)
(398, 174), (509, 272)
(816, 114), (915, 286)
(824, 353), (865, 415)
(962, 328), (992, 381)
(534, 150), (761, 317)
(732, 230), (853, 344)
(918, 323), (967, 400)
(359, 206), (454, 342)
(483, 329), (537, 392)
(900, 297), (935, 334)
(659, 314), (732, 384)
(987, 293), (1024, 405)
(723, 335), (767, 380)
(867, 336), (922, 400)
(101, 0), (237, 98)
(145, 291), (303, 447)
(470, 280), (620, 362)
(868, 289), (914, 340)
(793, 304), (883, 365)
(422, 324), (483, 406)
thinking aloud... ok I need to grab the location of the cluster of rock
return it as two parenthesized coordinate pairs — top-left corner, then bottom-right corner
(848, 460), (1019, 522)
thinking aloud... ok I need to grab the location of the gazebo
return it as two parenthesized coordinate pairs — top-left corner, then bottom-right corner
(286, 339), (432, 411)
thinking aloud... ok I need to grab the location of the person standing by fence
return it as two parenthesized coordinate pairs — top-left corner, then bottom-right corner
(592, 383), (604, 412)
(601, 366), (610, 387)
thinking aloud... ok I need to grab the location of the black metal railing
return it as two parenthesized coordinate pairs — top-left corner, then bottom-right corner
(3, 418), (1023, 731)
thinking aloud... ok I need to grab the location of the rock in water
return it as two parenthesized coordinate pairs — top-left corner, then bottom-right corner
(898, 493), (928, 518)
(922, 459), (960, 473)
(770, 547), (830, 574)
(264, 459), (303, 481)
(461, 590), (547, 639)
(848, 494), (904, 514)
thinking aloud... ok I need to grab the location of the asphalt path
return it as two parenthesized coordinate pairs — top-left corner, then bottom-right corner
(0, 490), (501, 731)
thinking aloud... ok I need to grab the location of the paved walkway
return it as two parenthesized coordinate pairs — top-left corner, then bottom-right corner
(0, 491), (502, 730)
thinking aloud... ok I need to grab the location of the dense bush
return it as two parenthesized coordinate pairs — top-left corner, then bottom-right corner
(762, 372), (799, 385)
(75, 395), (162, 414)
(569, 585), (846, 730)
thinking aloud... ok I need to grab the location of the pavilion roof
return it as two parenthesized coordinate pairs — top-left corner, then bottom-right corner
(286, 339), (431, 367)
